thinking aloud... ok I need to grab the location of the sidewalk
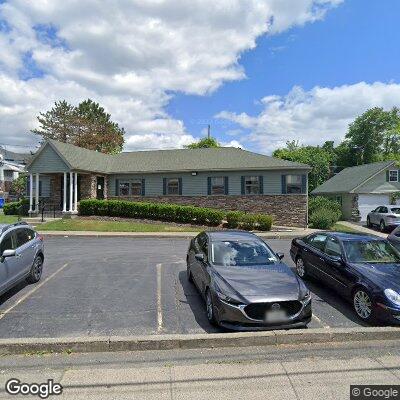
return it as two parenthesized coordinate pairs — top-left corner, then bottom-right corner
(336, 221), (387, 238)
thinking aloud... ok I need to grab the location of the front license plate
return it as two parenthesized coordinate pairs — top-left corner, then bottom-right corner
(265, 310), (287, 323)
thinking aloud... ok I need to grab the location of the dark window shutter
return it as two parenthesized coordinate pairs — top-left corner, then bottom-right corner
(39, 181), (42, 197)
(301, 175), (307, 193)
(141, 179), (145, 196)
(115, 179), (119, 196)
(259, 176), (263, 194)
(398, 170), (400, 182)
(281, 175), (287, 194)
(241, 176), (245, 195)
(386, 170), (390, 182)
(207, 177), (212, 195)
(163, 178), (167, 195)
(26, 178), (30, 194)
(178, 178), (183, 195)
(224, 176), (229, 195)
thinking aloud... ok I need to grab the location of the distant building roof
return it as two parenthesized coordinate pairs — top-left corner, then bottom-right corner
(28, 139), (311, 174)
(312, 161), (395, 194)
(0, 148), (31, 164)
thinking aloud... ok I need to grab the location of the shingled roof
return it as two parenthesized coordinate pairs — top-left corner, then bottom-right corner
(28, 140), (311, 174)
(312, 161), (396, 194)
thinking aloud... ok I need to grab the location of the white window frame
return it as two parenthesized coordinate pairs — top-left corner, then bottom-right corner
(389, 170), (398, 183)
(286, 175), (303, 194)
(119, 181), (130, 196)
(244, 176), (260, 195)
(166, 178), (180, 195)
(131, 179), (142, 196)
(211, 177), (225, 195)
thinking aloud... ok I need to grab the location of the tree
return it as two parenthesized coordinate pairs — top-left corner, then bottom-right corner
(344, 107), (400, 164)
(32, 99), (125, 154)
(185, 137), (220, 149)
(11, 175), (27, 200)
(273, 142), (334, 192)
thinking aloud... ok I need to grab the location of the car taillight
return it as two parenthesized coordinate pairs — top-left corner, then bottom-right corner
(37, 234), (44, 241)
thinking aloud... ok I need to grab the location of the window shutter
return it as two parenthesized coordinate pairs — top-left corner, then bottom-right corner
(224, 176), (229, 195)
(178, 178), (183, 195)
(259, 176), (263, 194)
(281, 175), (287, 194)
(241, 176), (245, 195)
(207, 177), (212, 195)
(141, 179), (145, 196)
(39, 181), (42, 197)
(163, 178), (167, 195)
(115, 179), (119, 196)
(26, 178), (30, 194)
(386, 170), (390, 182)
(398, 170), (400, 182)
(301, 175), (307, 194)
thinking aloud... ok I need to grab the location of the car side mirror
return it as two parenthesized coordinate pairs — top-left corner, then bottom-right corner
(195, 253), (205, 262)
(2, 249), (16, 259)
(276, 252), (284, 260)
(330, 255), (343, 266)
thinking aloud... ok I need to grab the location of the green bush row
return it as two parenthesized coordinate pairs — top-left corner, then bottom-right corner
(308, 196), (342, 229)
(79, 199), (273, 231)
(3, 198), (29, 216)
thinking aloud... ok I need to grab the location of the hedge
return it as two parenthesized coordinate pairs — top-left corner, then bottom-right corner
(3, 198), (29, 216)
(79, 199), (273, 231)
(308, 196), (342, 229)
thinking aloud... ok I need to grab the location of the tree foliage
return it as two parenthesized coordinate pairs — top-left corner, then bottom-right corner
(10, 175), (27, 200)
(185, 137), (220, 149)
(32, 99), (125, 154)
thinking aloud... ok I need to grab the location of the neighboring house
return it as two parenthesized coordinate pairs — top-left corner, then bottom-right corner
(25, 140), (311, 227)
(312, 161), (400, 222)
(0, 147), (31, 194)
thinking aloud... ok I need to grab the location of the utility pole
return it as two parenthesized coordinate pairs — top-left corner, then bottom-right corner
(207, 124), (211, 139)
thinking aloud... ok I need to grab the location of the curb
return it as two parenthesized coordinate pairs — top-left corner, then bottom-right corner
(1, 327), (399, 355)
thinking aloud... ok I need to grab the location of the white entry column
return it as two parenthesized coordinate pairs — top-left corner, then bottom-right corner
(29, 174), (33, 213)
(35, 173), (39, 212)
(74, 172), (78, 213)
(63, 172), (67, 213)
(69, 172), (73, 213)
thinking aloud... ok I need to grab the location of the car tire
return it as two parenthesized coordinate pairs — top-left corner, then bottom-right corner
(205, 289), (218, 326)
(187, 265), (194, 283)
(380, 220), (386, 232)
(353, 288), (374, 323)
(296, 257), (309, 280)
(367, 217), (372, 228)
(27, 255), (43, 284)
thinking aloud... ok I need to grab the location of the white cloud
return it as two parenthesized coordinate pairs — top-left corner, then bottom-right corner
(216, 81), (400, 153)
(0, 0), (341, 150)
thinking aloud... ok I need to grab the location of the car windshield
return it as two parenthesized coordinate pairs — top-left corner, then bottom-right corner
(391, 208), (400, 214)
(210, 240), (278, 267)
(343, 240), (400, 263)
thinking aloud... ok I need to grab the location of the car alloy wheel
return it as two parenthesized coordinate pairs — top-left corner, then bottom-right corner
(353, 289), (372, 320)
(296, 257), (306, 278)
(28, 256), (43, 283)
(380, 220), (386, 232)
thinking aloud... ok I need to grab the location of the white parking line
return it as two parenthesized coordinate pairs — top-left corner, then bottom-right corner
(312, 313), (330, 329)
(156, 263), (163, 333)
(0, 262), (69, 321)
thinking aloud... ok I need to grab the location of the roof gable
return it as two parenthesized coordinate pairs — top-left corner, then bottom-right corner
(26, 142), (70, 173)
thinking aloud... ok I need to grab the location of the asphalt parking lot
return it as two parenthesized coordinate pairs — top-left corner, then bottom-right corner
(0, 237), (371, 339)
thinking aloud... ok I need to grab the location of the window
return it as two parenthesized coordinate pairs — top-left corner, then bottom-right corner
(306, 234), (327, 251)
(15, 229), (30, 248)
(343, 240), (400, 263)
(196, 233), (208, 259)
(131, 180), (142, 196)
(244, 176), (260, 195)
(166, 178), (180, 195)
(286, 175), (303, 194)
(325, 237), (342, 257)
(210, 177), (226, 195)
(0, 232), (15, 255)
(26, 229), (35, 241)
(119, 182), (130, 196)
(389, 170), (398, 182)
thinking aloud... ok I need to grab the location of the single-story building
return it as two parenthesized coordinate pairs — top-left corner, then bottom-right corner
(312, 161), (400, 221)
(26, 139), (311, 227)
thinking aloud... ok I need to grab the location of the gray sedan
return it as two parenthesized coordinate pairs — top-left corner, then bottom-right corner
(367, 205), (400, 232)
(186, 230), (312, 331)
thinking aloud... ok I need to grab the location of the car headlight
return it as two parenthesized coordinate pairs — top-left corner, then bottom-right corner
(384, 289), (400, 306)
(298, 281), (311, 302)
(213, 278), (243, 306)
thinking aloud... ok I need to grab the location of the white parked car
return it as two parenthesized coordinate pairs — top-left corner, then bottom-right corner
(367, 205), (400, 232)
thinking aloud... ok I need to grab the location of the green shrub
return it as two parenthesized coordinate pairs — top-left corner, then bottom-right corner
(309, 208), (338, 229)
(240, 214), (258, 231)
(309, 196), (342, 220)
(226, 211), (244, 228)
(3, 198), (29, 216)
(255, 214), (273, 231)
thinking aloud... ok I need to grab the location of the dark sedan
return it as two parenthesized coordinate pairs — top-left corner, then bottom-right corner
(290, 232), (400, 324)
(186, 230), (312, 331)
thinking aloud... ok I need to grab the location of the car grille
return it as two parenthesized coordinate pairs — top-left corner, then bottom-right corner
(244, 301), (302, 320)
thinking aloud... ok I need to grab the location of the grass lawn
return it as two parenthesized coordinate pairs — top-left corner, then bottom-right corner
(331, 222), (359, 233)
(39, 218), (202, 232)
(0, 214), (19, 224)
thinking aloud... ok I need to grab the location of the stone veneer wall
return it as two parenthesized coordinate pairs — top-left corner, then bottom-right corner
(107, 194), (308, 227)
(80, 174), (108, 200)
(49, 175), (61, 206)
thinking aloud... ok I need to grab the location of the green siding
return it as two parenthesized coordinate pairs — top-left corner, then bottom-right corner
(28, 145), (69, 173)
(355, 167), (400, 193)
(108, 169), (308, 197)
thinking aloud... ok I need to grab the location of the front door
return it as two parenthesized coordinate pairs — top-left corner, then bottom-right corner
(96, 177), (105, 199)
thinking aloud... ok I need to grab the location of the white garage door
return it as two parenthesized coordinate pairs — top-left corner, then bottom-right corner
(358, 194), (390, 222)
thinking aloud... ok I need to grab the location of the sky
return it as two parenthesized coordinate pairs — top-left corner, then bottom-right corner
(0, 0), (399, 154)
